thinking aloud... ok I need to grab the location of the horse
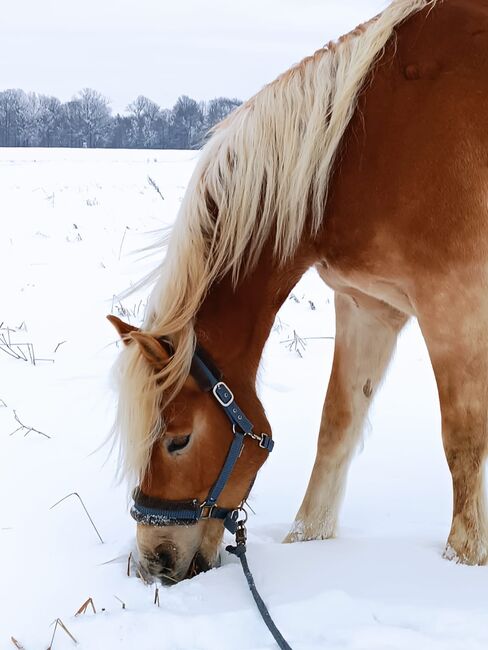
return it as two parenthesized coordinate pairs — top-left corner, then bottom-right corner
(109, 0), (488, 583)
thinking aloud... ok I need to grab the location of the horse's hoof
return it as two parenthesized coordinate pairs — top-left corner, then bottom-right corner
(443, 541), (488, 566)
(283, 532), (301, 544)
(283, 521), (307, 543)
(442, 544), (459, 563)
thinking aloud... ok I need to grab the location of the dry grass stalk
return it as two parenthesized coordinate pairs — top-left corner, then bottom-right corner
(98, 554), (127, 567)
(147, 175), (165, 202)
(0, 333), (36, 364)
(54, 341), (67, 353)
(136, 567), (150, 585)
(75, 597), (96, 616)
(0, 323), (53, 364)
(10, 410), (51, 439)
(50, 492), (104, 543)
(114, 595), (126, 609)
(48, 619), (78, 648)
(127, 552), (132, 577)
(118, 226), (129, 260)
(111, 297), (145, 324)
(280, 329), (307, 357)
(188, 557), (199, 579)
(154, 586), (160, 607)
(10, 637), (25, 649)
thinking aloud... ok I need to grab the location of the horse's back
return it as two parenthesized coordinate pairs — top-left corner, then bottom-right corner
(320, 0), (488, 313)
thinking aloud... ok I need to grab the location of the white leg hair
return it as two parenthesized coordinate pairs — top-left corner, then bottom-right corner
(285, 290), (408, 542)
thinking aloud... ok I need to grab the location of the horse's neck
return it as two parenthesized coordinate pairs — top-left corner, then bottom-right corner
(194, 243), (315, 381)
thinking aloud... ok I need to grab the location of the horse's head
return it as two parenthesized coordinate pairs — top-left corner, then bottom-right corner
(109, 315), (272, 584)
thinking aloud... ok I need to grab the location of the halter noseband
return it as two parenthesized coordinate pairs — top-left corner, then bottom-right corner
(130, 342), (274, 534)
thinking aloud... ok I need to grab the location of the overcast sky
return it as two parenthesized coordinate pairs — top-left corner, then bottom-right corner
(1, 0), (387, 114)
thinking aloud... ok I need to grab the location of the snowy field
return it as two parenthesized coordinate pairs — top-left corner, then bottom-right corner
(1, 148), (487, 650)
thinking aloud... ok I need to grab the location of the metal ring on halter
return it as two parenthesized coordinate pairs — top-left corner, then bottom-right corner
(233, 423), (246, 437)
(237, 505), (248, 524)
(236, 424), (257, 440)
(200, 503), (216, 519)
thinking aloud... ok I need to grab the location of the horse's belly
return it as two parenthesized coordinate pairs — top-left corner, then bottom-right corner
(316, 259), (417, 316)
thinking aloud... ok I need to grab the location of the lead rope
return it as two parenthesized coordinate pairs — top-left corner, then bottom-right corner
(226, 520), (293, 650)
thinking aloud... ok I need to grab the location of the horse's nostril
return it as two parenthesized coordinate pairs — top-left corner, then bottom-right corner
(154, 545), (175, 570)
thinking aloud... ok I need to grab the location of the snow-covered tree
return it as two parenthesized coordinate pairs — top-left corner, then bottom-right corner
(171, 95), (204, 149)
(126, 95), (161, 148)
(74, 88), (112, 147)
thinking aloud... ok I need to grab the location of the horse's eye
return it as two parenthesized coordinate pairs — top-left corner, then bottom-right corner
(166, 434), (191, 454)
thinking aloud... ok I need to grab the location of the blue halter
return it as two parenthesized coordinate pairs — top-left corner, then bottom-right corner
(130, 343), (274, 534)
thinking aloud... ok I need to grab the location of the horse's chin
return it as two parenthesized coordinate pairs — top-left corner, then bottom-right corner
(185, 550), (221, 579)
(154, 550), (221, 586)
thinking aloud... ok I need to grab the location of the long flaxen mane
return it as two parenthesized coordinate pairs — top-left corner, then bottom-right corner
(114, 0), (437, 483)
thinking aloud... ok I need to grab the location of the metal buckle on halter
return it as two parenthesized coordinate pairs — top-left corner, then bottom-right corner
(213, 381), (234, 407)
(200, 503), (216, 519)
(259, 434), (271, 449)
(242, 429), (273, 452)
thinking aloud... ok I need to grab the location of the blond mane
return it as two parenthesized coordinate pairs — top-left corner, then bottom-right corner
(114, 0), (437, 482)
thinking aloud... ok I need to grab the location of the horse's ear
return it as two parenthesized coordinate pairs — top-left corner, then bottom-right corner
(107, 314), (139, 346)
(129, 332), (170, 370)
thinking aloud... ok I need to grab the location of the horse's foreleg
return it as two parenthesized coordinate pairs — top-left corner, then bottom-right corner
(285, 290), (407, 543)
(419, 306), (488, 565)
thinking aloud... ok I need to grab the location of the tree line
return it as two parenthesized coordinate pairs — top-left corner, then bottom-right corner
(0, 88), (242, 149)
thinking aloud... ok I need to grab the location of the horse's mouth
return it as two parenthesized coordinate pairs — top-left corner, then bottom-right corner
(154, 553), (215, 585)
(186, 551), (221, 579)
(139, 550), (221, 585)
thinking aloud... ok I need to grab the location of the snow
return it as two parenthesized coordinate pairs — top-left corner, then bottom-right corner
(1, 147), (487, 650)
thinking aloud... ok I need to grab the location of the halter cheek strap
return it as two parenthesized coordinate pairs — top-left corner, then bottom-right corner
(130, 344), (274, 533)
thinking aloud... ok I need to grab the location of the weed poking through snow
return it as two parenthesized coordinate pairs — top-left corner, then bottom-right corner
(50, 492), (104, 543)
(10, 410), (51, 439)
(147, 176), (165, 202)
(281, 330), (307, 357)
(0, 322), (53, 364)
(47, 619), (77, 648)
(75, 598), (97, 616)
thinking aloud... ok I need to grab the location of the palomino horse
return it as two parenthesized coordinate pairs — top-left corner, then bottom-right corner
(109, 0), (488, 582)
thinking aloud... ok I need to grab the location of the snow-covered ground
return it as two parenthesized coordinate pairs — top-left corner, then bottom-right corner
(1, 148), (487, 650)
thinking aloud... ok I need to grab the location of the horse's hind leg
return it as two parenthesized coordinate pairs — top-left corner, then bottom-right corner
(285, 290), (408, 543)
(419, 300), (488, 565)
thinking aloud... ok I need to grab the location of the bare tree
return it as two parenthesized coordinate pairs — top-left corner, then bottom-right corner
(64, 99), (84, 147)
(155, 108), (171, 148)
(0, 89), (27, 146)
(126, 95), (160, 148)
(37, 95), (64, 146)
(75, 88), (112, 147)
(206, 97), (241, 128)
(19, 92), (44, 146)
(0, 86), (242, 150)
(171, 95), (204, 149)
(110, 113), (132, 148)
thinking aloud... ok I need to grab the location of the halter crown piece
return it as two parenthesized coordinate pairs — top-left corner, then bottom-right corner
(130, 342), (274, 534)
